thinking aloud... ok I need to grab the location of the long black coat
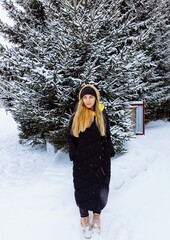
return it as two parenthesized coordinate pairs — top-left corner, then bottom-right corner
(68, 111), (114, 212)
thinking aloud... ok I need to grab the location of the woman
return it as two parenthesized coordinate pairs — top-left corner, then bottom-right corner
(68, 85), (115, 238)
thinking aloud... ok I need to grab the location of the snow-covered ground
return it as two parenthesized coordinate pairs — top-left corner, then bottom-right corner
(0, 108), (170, 240)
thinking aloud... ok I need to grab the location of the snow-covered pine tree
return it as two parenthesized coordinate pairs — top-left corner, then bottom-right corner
(112, 0), (156, 104)
(0, 0), (154, 153)
(143, 0), (170, 120)
(128, 0), (170, 121)
(48, 0), (137, 152)
(0, 0), (54, 145)
(42, 0), (155, 150)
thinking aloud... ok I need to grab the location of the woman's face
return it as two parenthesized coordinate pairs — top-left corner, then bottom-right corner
(82, 94), (96, 110)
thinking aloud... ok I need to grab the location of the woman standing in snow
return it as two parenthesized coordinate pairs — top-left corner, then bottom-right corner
(68, 85), (115, 238)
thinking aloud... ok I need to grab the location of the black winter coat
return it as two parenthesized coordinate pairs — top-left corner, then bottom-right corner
(68, 111), (114, 212)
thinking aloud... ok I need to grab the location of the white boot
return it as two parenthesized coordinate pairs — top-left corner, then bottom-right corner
(80, 216), (92, 239)
(91, 213), (101, 234)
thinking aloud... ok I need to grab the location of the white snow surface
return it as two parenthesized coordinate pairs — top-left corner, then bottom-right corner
(0, 108), (170, 240)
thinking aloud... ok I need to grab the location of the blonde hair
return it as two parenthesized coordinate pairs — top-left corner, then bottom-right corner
(72, 85), (106, 137)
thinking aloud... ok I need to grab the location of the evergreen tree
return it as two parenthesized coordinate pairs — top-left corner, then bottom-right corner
(128, 0), (170, 120)
(144, 0), (170, 120)
(1, 0), (162, 153)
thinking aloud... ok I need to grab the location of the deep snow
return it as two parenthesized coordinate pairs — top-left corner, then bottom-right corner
(0, 108), (170, 240)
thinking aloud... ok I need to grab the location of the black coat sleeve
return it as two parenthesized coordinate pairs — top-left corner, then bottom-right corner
(103, 110), (115, 157)
(67, 115), (78, 161)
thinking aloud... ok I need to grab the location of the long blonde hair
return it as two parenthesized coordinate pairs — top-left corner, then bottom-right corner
(72, 85), (106, 137)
